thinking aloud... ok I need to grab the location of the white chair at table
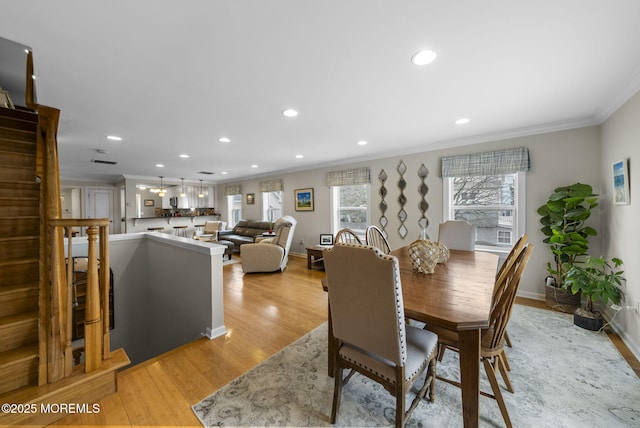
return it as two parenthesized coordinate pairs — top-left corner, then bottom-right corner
(437, 220), (476, 251)
(324, 243), (439, 427)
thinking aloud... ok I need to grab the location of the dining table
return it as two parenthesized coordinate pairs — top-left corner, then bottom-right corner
(324, 246), (499, 428)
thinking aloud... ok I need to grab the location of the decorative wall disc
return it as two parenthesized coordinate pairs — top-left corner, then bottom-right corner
(417, 163), (430, 233)
(378, 169), (388, 232)
(397, 160), (408, 239)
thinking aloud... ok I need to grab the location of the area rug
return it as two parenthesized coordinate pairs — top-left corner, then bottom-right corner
(192, 305), (640, 427)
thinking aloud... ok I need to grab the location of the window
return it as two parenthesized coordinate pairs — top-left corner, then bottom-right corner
(262, 191), (282, 225)
(227, 194), (242, 228)
(331, 184), (370, 241)
(444, 172), (524, 250)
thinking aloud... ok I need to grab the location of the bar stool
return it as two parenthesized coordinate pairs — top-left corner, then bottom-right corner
(147, 227), (164, 232)
(173, 225), (189, 237)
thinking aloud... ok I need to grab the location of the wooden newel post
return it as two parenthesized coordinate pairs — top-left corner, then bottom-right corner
(84, 225), (103, 372)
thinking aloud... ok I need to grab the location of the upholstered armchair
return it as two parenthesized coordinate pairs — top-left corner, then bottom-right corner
(240, 215), (297, 273)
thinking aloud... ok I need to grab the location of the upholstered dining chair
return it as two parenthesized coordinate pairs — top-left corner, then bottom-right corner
(365, 225), (391, 254)
(324, 243), (438, 427)
(334, 228), (362, 244)
(437, 220), (476, 251)
(431, 244), (533, 428)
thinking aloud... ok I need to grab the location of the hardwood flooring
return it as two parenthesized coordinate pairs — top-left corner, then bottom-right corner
(52, 257), (639, 426)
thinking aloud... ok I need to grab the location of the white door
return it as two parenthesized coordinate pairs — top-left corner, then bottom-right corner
(86, 187), (115, 234)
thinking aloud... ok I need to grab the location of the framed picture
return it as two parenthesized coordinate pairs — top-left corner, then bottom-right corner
(294, 188), (314, 211)
(319, 234), (333, 245)
(246, 193), (255, 205)
(144, 199), (154, 207)
(612, 159), (630, 205)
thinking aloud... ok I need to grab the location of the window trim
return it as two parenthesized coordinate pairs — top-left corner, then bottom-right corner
(443, 172), (525, 253)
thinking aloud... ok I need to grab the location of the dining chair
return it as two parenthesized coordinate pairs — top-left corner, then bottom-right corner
(324, 243), (439, 428)
(430, 244), (533, 428)
(437, 220), (476, 251)
(334, 228), (362, 244)
(365, 225), (391, 254)
(496, 233), (528, 349)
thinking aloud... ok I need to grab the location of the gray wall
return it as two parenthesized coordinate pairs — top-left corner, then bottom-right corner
(216, 125), (602, 305)
(601, 89), (640, 358)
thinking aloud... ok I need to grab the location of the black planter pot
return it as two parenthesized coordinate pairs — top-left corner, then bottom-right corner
(573, 308), (604, 331)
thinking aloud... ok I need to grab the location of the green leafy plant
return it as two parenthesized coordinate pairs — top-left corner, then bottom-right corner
(565, 256), (625, 313)
(537, 183), (598, 289)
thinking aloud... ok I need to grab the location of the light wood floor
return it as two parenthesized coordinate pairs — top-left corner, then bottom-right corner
(52, 256), (639, 426)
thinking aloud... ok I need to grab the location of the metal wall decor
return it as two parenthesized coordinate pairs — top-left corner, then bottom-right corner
(417, 163), (430, 238)
(397, 160), (408, 239)
(378, 169), (388, 234)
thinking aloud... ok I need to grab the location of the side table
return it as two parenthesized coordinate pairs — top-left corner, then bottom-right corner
(306, 246), (330, 270)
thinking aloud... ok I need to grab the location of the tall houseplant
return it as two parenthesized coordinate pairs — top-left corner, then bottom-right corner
(537, 183), (599, 311)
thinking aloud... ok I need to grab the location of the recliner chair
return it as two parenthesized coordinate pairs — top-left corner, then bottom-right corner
(240, 215), (297, 273)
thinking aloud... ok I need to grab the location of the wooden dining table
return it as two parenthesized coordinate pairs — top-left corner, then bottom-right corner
(324, 247), (499, 428)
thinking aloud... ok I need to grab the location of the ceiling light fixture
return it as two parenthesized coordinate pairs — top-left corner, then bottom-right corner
(179, 178), (186, 198)
(218, 137), (231, 143)
(411, 49), (438, 66)
(106, 135), (122, 141)
(295, 154), (304, 159)
(357, 140), (368, 146)
(282, 108), (298, 117)
(179, 154), (190, 158)
(158, 176), (166, 197)
(155, 163), (165, 168)
(251, 164), (259, 168)
(221, 171), (228, 175)
(455, 118), (470, 125)
(198, 180), (205, 198)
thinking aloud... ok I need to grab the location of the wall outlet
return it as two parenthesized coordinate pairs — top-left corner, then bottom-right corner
(611, 304), (622, 311)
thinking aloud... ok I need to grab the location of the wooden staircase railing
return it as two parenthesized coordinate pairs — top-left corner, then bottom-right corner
(36, 106), (116, 382)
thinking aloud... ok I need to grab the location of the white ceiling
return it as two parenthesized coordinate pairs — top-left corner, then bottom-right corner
(3, 0), (640, 186)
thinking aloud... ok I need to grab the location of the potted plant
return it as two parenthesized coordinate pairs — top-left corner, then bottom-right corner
(565, 256), (625, 330)
(537, 183), (599, 312)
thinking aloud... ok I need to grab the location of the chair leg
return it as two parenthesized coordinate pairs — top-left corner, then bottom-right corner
(428, 356), (437, 402)
(330, 366), (343, 424)
(505, 331), (512, 347)
(495, 354), (514, 393)
(395, 386), (406, 428)
(500, 349), (511, 372)
(436, 344), (446, 361)
(483, 358), (513, 428)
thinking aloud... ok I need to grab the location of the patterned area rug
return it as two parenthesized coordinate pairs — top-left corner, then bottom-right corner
(192, 305), (640, 427)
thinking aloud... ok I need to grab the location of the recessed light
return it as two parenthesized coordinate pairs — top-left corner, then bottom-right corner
(296, 154), (304, 159)
(221, 171), (228, 175)
(106, 135), (122, 141)
(282, 109), (298, 117)
(251, 164), (259, 168)
(357, 140), (368, 146)
(179, 154), (190, 158)
(155, 164), (165, 168)
(455, 118), (470, 125)
(218, 137), (231, 143)
(411, 49), (438, 66)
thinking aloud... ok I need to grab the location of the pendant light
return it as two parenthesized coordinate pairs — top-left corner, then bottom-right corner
(158, 176), (166, 197)
(179, 178), (186, 198)
(198, 179), (205, 198)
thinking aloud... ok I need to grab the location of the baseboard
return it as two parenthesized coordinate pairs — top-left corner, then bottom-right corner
(206, 325), (227, 339)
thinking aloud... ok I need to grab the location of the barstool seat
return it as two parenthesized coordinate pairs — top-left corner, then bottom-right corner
(147, 227), (164, 232)
(173, 225), (189, 237)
